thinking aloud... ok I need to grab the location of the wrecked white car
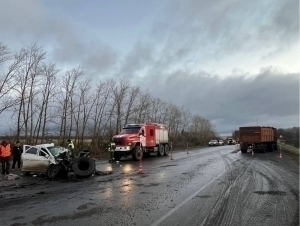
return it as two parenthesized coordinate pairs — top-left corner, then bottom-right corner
(21, 143), (95, 179)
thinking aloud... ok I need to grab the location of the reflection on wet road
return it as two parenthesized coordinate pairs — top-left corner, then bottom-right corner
(1, 146), (299, 226)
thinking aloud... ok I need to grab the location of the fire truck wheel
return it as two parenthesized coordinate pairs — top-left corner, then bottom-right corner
(157, 144), (164, 156)
(164, 144), (169, 156)
(132, 146), (142, 161)
(114, 152), (121, 161)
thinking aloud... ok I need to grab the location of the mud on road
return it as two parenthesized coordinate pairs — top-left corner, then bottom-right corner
(0, 147), (299, 226)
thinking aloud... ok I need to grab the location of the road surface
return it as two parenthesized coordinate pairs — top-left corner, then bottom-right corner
(0, 145), (299, 226)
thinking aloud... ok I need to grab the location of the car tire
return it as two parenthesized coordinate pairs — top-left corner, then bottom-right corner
(46, 164), (60, 179)
(72, 157), (95, 177)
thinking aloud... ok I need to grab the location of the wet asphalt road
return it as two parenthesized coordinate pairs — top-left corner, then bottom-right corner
(0, 146), (299, 226)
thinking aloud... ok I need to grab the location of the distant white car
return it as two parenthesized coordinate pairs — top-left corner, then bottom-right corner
(227, 138), (236, 145)
(209, 140), (219, 146)
(218, 140), (224, 145)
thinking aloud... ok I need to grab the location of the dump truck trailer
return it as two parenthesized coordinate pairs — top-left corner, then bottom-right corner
(239, 126), (278, 153)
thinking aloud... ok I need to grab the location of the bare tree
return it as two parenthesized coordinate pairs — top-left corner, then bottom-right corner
(133, 91), (151, 123)
(13, 44), (46, 142)
(33, 63), (59, 143)
(90, 80), (111, 147)
(110, 79), (130, 133)
(123, 86), (140, 125)
(0, 43), (24, 116)
(73, 78), (95, 149)
(0, 42), (12, 64)
(57, 67), (83, 145)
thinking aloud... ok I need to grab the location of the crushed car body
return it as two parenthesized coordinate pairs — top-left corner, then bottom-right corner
(21, 143), (96, 179)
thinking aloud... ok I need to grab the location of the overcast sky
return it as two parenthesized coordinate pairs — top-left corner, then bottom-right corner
(0, 0), (299, 135)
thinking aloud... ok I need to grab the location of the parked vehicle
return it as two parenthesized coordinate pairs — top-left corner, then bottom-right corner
(239, 126), (278, 153)
(112, 123), (170, 161)
(218, 140), (224, 145)
(234, 130), (240, 143)
(209, 140), (219, 146)
(21, 143), (95, 179)
(227, 138), (236, 145)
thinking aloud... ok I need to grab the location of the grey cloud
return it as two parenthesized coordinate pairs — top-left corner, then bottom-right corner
(137, 68), (299, 133)
(152, 0), (299, 62)
(0, 1), (119, 75)
(118, 41), (154, 78)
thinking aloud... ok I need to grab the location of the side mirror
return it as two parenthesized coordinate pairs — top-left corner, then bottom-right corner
(139, 130), (145, 136)
(45, 154), (49, 158)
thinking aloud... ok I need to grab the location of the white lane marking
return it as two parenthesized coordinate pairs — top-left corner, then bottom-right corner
(150, 171), (226, 226)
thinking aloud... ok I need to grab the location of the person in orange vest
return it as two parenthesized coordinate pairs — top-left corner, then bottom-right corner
(0, 140), (12, 175)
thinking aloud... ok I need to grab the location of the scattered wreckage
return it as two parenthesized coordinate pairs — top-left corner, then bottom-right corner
(21, 143), (96, 180)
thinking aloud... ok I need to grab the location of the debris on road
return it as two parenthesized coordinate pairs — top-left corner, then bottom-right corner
(2, 174), (19, 181)
(94, 170), (113, 176)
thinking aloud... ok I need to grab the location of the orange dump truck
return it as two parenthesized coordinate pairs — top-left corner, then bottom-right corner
(239, 126), (278, 153)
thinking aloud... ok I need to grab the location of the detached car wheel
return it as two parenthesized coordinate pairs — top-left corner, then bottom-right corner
(46, 164), (60, 179)
(72, 157), (95, 177)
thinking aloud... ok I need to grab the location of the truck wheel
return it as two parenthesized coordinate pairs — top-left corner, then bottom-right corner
(267, 144), (273, 152)
(164, 144), (169, 156)
(114, 152), (122, 161)
(46, 164), (60, 179)
(157, 144), (164, 156)
(72, 157), (95, 177)
(241, 149), (247, 153)
(260, 144), (266, 153)
(132, 146), (142, 161)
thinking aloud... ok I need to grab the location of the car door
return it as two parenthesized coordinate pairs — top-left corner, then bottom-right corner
(21, 146), (50, 173)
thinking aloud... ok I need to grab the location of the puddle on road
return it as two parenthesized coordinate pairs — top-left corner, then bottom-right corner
(139, 191), (152, 194)
(196, 195), (212, 199)
(159, 164), (178, 168)
(145, 183), (160, 187)
(254, 191), (287, 196)
(77, 202), (96, 210)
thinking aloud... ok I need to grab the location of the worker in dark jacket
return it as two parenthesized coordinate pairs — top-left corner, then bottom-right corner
(0, 140), (12, 175)
(12, 141), (23, 170)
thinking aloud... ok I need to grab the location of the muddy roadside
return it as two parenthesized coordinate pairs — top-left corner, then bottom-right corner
(282, 149), (299, 165)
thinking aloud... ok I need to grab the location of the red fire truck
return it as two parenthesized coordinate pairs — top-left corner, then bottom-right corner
(112, 123), (170, 161)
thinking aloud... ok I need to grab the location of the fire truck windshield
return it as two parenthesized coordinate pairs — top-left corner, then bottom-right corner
(120, 127), (141, 134)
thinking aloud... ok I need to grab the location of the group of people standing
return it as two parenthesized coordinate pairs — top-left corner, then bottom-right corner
(0, 140), (23, 175)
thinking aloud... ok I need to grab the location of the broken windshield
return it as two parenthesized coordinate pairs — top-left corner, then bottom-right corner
(48, 146), (68, 157)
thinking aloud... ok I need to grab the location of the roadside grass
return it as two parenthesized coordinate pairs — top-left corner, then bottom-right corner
(278, 141), (299, 164)
(278, 142), (299, 155)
